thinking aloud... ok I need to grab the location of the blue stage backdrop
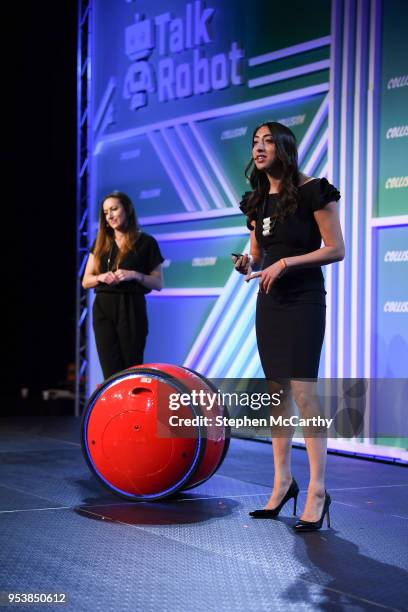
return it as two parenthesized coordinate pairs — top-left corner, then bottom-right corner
(84, 0), (408, 460)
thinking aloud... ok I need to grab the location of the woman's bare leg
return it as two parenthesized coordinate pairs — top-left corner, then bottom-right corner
(264, 381), (296, 509)
(290, 379), (327, 521)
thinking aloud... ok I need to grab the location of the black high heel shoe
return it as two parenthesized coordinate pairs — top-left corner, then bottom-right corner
(293, 491), (331, 532)
(249, 479), (299, 518)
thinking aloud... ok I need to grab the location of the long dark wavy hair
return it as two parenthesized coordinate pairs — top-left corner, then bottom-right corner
(243, 122), (300, 223)
(93, 191), (140, 274)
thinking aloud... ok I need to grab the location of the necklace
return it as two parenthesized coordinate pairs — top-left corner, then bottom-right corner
(262, 195), (278, 237)
(107, 243), (118, 272)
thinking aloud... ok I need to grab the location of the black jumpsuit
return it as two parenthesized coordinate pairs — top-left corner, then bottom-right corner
(241, 178), (340, 380)
(91, 232), (164, 379)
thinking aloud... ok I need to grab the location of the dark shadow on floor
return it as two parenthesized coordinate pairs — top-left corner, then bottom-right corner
(283, 526), (408, 610)
(75, 497), (238, 525)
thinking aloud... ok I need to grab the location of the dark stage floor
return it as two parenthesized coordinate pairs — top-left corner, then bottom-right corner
(0, 417), (407, 611)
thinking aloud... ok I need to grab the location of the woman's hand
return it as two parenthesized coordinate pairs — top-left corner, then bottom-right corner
(245, 261), (286, 293)
(98, 271), (119, 285)
(233, 254), (252, 275)
(114, 269), (138, 282)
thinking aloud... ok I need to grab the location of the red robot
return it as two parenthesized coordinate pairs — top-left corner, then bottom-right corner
(81, 364), (230, 501)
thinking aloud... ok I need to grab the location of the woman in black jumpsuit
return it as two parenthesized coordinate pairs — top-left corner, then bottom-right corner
(236, 123), (344, 531)
(82, 191), (164, 379)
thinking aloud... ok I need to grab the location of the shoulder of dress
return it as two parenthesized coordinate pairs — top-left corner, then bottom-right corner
(299, 177), (341, 211)
(299, 177), (319, 188)
(239, 191), (254, 215)
(134, 231), (147, 242)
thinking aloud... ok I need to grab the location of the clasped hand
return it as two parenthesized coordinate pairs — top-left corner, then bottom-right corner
(114, 269), (137, 282)
(98, 269), (139, 285)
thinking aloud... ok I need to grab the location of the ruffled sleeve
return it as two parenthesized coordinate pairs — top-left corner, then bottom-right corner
(310, 178), (341, 212)
(239, 191), (257, 230)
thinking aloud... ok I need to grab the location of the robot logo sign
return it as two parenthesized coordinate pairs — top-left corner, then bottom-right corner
(122, 1), (245, 110)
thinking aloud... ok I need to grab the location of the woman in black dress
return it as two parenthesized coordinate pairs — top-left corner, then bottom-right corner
(82, 191), (164, 379)
(236, 122), (344, 531)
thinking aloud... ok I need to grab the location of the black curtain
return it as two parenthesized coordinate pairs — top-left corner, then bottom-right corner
(6, 1), (77, 410)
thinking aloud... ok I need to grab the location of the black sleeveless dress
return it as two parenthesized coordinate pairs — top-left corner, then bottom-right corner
(240, 178), (341, 380)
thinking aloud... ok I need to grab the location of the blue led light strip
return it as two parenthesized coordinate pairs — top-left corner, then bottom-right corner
(148, 131), (196, 212)
(174, 124), (225, 209)
(248, 36), (331, 67)
(161, 128), (210, 212)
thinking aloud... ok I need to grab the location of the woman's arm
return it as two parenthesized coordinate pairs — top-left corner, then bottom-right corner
(82, 253), (118, 289)
(234, 221), (263, 274)
(115, 264), (163, 291)
(247, 202), (344, 293)
(137, 265), (163, 291)
(284, 202), (345, 270)
(249, 221), (263, 267)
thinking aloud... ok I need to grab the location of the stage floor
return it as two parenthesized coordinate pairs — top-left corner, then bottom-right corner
(0, 417), (407, 611)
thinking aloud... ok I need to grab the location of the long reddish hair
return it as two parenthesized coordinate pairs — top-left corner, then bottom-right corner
(93, 191), (140, 274)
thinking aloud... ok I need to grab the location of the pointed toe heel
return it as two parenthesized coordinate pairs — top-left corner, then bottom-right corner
(294, 491), (331, 532)
(249, 479), (299, 519)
